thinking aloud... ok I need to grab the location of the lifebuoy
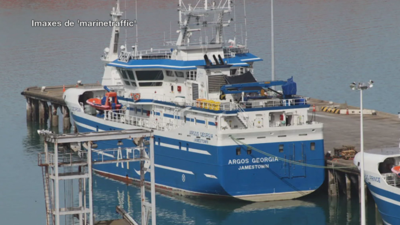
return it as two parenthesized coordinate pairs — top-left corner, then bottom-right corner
(133, 93), (140, 101)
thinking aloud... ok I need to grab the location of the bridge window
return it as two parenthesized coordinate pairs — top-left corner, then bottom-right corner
(165, 70), (175, 77)
(124, 81), (130, 86)
(176, 71), (185, 78)
(139, 82), (163, 87)
(136, 70), (164, 80)
(310, 142), (315, 151)
(120, 69), (128, 79)
(185, 71), (197, 80)
(239, 67), (245, 74)
(127, 70), (135, 80)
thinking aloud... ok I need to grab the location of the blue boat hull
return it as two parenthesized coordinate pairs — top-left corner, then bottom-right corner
(368, 184), (400, 225)
(74, 113), (325, 200)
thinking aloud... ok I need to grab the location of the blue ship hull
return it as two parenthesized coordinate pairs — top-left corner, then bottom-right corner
(368, 184), (400, 225)
(74, 113), (325, 200)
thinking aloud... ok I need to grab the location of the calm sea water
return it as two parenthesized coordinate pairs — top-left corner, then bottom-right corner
(1, 0), (399, 224)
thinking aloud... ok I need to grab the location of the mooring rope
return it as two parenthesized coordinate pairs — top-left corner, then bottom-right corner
(229, 135), (357, 169)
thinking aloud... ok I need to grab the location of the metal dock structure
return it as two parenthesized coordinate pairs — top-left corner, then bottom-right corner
(37, 129), (156, 225)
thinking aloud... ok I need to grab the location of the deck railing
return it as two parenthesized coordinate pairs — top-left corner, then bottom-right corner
(383, 173), (400, 187)
(152, 96), (308, 111)
(104, 109), (178, 131)
(119, 49), (172, 62)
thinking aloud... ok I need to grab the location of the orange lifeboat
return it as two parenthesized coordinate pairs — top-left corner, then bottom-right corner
(86, 92), (122, 111)
(391, 166), (400, 176)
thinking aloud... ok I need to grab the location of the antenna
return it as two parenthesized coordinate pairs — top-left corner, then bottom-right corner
(243, 0), (248, 47)
(233, 0), (237, 43)
(135, 0), (138, 57)
(170, 21), (172, 43)
(124, 0), (127, 51)
(240, 24), (243, 44)
(179, 0), (182, 26)
(271, 0), (275, 81)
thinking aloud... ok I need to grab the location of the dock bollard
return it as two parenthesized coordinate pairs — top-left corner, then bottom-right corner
(398, 112), (400, 119)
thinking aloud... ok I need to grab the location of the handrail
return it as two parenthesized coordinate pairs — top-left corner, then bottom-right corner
(104, 109), (177, 131)
(236, 103), (249, 128)
(38, 152), (88, 166)
(151, 96), (307, 112)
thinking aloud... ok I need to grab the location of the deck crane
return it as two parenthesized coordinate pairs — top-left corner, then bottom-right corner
(220, 77), (297, 100)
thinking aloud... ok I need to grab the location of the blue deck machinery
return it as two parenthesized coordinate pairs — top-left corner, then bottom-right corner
(220, 77), (297, 101)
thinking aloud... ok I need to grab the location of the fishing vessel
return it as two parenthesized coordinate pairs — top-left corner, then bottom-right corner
(354, 149), (400, 224)
(64, 0), (325, 201)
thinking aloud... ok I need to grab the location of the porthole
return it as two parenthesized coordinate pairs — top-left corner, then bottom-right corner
(236, 147), (241, 155)
(310, 142), (315, 151)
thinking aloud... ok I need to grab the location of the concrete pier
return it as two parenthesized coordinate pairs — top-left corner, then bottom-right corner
(308, 98), (400, 152)
(21, 83), (100, 128)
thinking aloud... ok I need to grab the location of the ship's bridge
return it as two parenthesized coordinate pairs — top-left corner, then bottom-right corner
(108, 51), (262, 102)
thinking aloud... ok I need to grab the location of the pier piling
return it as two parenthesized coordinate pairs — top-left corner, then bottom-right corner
(39, 101), (48, 125)
(328, 169), (338, 196)
(51, 105), (59, 127)
(31, 99), (39, 122)
(62, 106), (71, 131)
(346, 199), (352, 221)
(328, 196), (338, 223)
(358, 175), (368, 203)
(26, 97), (32, 122)
(346, 174), (351, 199)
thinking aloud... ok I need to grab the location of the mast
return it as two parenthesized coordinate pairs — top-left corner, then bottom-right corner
(134, 0), (138, 57)
(271, 0), (275, 81)
(176, 0), (232, 46)
(105, 0), (123, 62)
(101, 0), (124, 86)
(243, 0), (248, 47)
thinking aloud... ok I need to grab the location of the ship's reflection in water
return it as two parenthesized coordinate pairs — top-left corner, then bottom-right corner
(93, 175), (325, 225)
